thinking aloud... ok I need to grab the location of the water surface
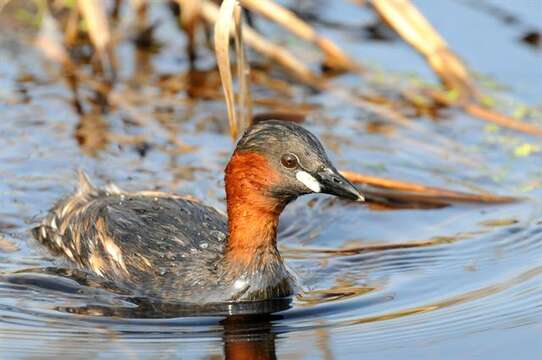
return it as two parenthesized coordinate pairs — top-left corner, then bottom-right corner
(0, 1), (541, 359)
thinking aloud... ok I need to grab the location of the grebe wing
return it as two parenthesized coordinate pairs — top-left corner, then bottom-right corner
(34, 187), (228, 295)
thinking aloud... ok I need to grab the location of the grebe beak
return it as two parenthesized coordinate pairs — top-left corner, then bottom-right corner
(315, 168), (365, 202)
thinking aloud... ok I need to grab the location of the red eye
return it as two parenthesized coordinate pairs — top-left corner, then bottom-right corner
(281, 153), (298, 169)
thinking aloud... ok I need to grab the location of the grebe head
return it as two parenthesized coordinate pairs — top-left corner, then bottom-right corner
(224, 120), (363, 266)
(232, 120), (364, 203)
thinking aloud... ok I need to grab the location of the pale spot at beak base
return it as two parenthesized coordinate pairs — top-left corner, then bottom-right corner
(296, 171), (321, 193)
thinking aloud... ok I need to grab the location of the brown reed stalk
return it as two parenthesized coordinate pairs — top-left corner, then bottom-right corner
(241, 0), (361, 72)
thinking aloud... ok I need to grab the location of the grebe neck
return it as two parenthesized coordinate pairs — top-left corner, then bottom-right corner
(224, 151), (286, 265)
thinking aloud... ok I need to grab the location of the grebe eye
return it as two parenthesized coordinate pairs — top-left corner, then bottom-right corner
(281, 153), (299, 169)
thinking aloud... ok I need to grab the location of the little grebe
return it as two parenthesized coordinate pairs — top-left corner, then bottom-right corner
(33, 120), (364, 303)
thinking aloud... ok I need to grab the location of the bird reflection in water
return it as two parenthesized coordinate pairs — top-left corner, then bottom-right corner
(222, 313), (278, 360)
(61, 299), (291, 360)
(4, 269), (287, 359)
(57, 292), (289, 360)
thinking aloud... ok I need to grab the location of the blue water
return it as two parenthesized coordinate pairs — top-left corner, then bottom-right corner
(0, 1), (541, 359)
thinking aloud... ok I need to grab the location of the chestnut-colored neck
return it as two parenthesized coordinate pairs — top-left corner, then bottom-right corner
(224, 151), (285, 265)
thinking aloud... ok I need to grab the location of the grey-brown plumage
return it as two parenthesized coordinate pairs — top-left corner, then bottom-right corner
(33, 173), (294, 303)
(33, 120), (363, 304)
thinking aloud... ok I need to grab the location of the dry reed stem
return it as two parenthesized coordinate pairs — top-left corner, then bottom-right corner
(78, 0), (114, 77)
(135, 0), (150, 29)
(179, 0), (200, 31)
(201, 0), (320, 85)
(36, 13), (130, 145)
(427, 90), (542, 137)
(214, 0), (240, 140)
(0, 0), (11, 13)
(130, 0), (148, 10)
(241, 0), (361, 72)
(464, 103), (542, 137)
(63, 3), (80, 46)
(234, 4), (252, 133)
(325, 84), (412, 126)
(341, 170), (518, 204)
(371, 0), (475, 98)
(176, 0), (201, 64)
(78, 0), (111, 54)
(36, 6), (72, 67)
